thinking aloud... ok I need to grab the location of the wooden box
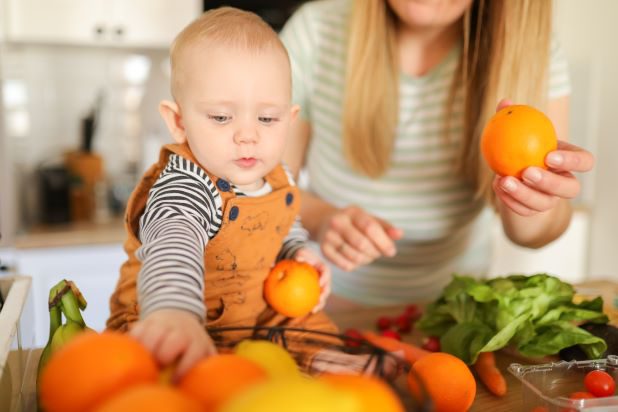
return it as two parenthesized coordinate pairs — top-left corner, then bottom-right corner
(0, 276), (33, 412)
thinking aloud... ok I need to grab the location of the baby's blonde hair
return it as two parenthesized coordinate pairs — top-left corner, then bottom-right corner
(170, 7), (290, 100)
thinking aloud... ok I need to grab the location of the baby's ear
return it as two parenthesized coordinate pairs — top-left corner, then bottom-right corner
(290, 104), (300, 122)
(159, 100), (186, 144)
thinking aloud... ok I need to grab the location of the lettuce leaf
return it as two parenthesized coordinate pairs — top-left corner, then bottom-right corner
(417, 274), (608, 364)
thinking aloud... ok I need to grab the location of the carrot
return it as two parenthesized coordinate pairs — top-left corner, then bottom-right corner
(362, 331), (430, 364)
(473, 351), (507, 397)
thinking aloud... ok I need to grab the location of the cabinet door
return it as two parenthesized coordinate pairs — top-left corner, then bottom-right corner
(5, 0), (201, 48)
(5, 0), (108, 45)
(16, 244), (125, 347)
(111, 0), (201, 48)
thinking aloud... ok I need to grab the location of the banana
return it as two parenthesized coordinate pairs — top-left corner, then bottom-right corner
(36, 304), (61, 385)
(50, 320), (87, 352)
(37, 279), (93, 387)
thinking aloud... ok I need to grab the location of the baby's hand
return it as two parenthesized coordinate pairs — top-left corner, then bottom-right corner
(130, 308), (217, 380)
(293, 247), (331, 313)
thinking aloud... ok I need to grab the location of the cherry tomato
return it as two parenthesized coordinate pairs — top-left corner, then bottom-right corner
(584, 370), (615, 397)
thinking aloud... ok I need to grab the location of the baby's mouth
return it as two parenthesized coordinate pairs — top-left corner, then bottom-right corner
(235, 157), (257, 168)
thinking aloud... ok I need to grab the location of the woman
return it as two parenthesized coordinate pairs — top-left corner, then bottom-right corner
(280, 0), (594, 309)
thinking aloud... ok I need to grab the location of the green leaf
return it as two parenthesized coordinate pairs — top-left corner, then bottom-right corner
(440, 321), (494, 364)
(419, 273), (610, 364)
(518, 321), (607, 358)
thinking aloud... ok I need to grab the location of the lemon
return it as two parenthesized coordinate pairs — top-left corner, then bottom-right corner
(234, 340), (300, 379)
(219, 378), (361, 412)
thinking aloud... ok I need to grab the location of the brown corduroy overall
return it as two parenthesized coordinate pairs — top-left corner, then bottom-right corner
(107, 144), (337, 368)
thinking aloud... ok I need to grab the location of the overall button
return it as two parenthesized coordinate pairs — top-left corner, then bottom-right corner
(286, 192), (294, 206)
(217, 179), (231, 192)
(229, 206), (239, 221)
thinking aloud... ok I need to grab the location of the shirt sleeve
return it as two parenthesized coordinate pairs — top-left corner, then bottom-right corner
(279, 3), (317, 121)
(136, 158), (222, 321)
(277, 164), (309, 260)
(548, 36), (571, 99)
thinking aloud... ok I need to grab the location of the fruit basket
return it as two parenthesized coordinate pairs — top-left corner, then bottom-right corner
(208, 325), (433, 411)
(509, 355), (618, 411)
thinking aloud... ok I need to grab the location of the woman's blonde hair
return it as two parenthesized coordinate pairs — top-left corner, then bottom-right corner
(342, 0), (552, 199)
(170, 7), (289, 100)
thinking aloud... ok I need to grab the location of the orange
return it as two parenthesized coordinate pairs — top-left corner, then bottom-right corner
(319, 373), (405, 412)
(39, 331), (160, 412)
(178, 353), (268, 411)
(407, 352), (476, 412)
(93, 384), (202, 412)
(480, 105), (558, 178)
(263, 259), (321, 317)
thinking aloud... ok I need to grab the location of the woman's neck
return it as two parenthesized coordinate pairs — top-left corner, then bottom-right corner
(396, 20), (462, 77)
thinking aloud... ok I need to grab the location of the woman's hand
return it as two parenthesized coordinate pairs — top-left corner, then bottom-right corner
(317, 206), (403, 271)
(293, 247), (331, 313)
(492, 99), (594, 216)
(130, 308), (217, 381)
(493, 140), (594, 216)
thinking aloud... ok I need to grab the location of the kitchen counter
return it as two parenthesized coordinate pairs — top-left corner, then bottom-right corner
(330, 305), (526, 411)
(14, 217), (125, 249)
(329, 280), (618, 411)
(14, 280), (618, 411)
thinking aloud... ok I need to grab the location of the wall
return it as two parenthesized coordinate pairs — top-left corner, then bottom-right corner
(0, 45), (171, 234)
(554, 1), (618, 279)
(489, 1), (618, 282)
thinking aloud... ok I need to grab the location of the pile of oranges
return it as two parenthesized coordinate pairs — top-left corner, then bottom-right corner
(38, 331), (407, 412)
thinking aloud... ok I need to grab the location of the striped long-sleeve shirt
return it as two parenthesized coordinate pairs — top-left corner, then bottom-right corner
(135, 154), (308, 320)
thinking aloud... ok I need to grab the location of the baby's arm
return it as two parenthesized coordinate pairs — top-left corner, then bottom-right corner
(133, 156), (223, 377)
(130, 309), (217, 380)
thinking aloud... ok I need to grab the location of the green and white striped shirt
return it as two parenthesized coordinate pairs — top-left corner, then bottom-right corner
(280, 0), (571, 304)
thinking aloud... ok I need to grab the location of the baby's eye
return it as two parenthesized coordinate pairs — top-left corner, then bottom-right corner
(259, 116), (279, 124)
(208, 114), (231, 124)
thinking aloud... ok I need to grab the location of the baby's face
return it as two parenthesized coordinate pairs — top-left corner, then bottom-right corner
(176, 43), (297, 191)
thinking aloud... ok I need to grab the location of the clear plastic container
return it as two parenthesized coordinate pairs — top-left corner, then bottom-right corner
(509, 355), (618, 411)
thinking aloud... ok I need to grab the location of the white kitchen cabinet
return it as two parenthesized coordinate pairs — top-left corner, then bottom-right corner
(14, 244), (126, 347)
(3, 0), (201, 48)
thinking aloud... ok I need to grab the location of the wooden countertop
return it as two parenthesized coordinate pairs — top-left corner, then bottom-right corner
(16, 281), (618, 411)
(14, 217), (125, 249)
(331, 306), (525, 411)
(329, 280), (618, 411)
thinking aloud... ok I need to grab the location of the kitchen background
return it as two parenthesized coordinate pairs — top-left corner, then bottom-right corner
(0, 0), (616, 349)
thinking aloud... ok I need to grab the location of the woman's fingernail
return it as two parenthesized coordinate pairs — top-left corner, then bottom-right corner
(547, 153), (563, 166)
(502, 178), (517, 192)
(523, 168), (542, 183)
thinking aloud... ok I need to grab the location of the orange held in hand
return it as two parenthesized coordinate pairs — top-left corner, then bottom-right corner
(407, 352), (476, 412)
(39, 331), (159, 412)
(481, 104), (558, 178)
(264, 259), (321, 318)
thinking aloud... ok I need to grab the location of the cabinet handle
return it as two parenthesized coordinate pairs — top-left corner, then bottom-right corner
(94, 25), (105, 37)
(114, 26), (125, 37)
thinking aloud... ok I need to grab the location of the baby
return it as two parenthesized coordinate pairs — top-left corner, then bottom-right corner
(106, 7), (338, 378)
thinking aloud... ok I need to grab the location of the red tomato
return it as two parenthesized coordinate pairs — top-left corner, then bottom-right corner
(584, 370), (615, 397)
(569, 391), (595, 400)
